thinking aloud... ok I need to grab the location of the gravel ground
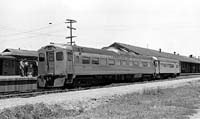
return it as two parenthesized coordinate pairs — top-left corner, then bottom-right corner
(0, 77), (199, 109)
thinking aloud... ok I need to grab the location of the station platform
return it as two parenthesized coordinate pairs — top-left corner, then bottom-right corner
(0, 75), (37, 93)
(180, 73), (200, 76)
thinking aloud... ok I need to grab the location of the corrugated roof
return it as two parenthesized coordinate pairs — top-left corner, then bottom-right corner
(2, 48), (38, 57)
(109, 42), (200, 64)
(72, 45), (118, 56)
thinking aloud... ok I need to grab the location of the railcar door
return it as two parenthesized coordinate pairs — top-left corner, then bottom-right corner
(46, 51), (55, 74)
(155, 60), (160, 74)
(66, 51), (74, 74)
(55, 51), (66, 75)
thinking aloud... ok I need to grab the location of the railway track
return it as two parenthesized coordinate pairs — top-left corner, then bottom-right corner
(0, 74), (200, 99)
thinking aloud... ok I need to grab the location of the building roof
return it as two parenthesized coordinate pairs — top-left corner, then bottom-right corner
(73, 45), (119, 56)
(1, 48), (38, 57)
(0, 56), (16, 59)
(109, 42), (200, 64)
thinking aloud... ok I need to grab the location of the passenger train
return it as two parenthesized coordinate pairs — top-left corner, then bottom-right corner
(37, 44), (180, 88)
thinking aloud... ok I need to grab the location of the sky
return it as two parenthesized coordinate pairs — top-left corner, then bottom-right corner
(0, 0), (200, 57)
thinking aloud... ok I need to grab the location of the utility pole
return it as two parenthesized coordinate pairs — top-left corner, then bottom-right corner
(65, 19), (77, 45)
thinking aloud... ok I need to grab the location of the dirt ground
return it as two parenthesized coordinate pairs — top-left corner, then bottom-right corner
(1, 79), (200, 119)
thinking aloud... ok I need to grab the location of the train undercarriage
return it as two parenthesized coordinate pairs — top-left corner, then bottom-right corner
(38, 73), (171, 88)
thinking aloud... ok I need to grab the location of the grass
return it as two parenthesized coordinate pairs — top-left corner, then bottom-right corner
(0, 102), (85, 119)
(1, 81), (200, 119)
(72, 81), (200, 119)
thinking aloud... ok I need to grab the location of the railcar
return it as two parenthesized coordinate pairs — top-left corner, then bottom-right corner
(153, 57), (180, 78)
(37, 45), (156, 88)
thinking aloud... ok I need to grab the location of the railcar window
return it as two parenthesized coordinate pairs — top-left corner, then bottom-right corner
(161, 63), (166, 67)
(169, 64), (174, 68)
(48, 52), (54, 61)
(139, 62), (143, 67)
(100, 58), (107, 65)
(176, 65), (179, 68)
(75, 56), (80, 63)
(108, 59), (115, 65)
(82, 56), (90, 64)
(67, 52), (73, 61)
(134, 61), (139, 66)
(129, 61), (133, 66)
(39, 53), (45, 62)
(161, 63), (174, 68)
(148, 62), (151, 67)
(56, 52), (63, 61)
(142, 62), (149, 67)
(115, 59), (120, 65)
(121, 60), (127, 65)
(92, 58), (99, 65)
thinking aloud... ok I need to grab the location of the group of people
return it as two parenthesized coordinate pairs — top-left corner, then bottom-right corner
(19, 59), (38, 77)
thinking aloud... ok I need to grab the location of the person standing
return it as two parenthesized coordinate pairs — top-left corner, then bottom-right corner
(19, 59), (24, 76)
(24, 60), (29, 76)
(32, 61), (38, 77)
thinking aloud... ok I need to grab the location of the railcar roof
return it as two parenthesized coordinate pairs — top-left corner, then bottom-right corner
(72, 45), (153, 59)
(109, 42), (200, 64)
(39, 44), (154, 60)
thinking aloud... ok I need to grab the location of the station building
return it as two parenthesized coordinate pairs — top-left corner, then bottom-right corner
(1, 48), (37, 75)
(105, 42), (200, 73)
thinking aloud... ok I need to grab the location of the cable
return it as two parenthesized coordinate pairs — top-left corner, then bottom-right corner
(0, 30), (66, 43)
(1, 32), (65, 42)
(0, 22), (64, 37)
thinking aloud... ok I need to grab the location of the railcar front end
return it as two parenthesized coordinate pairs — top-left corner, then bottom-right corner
(37, 45), (74, 88)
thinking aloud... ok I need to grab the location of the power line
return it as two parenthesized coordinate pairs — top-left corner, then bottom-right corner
(1, 30), (66, 43)
(0, 22), (63, 37)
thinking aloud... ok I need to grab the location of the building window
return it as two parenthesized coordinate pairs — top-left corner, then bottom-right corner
(56, 52), (63, 61)
(39, 53), (45, 62)
(82, 56), (90, 64)
(4, 60), (9, 67)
